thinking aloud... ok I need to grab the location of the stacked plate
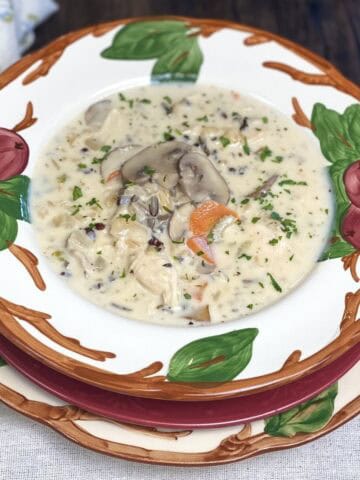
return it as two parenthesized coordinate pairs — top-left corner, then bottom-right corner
(0, 16), (359, 466)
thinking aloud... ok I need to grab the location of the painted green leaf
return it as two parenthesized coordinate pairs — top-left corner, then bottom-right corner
(311, 103), (360, 164)
(167, 328), (258, 382)
(152, 36), (203, 82)
(0, 175), (30, 222)
(0, 357), (6, 367)
(312, 103), (360, 260)
(101, 21), (188, 60)
(0, 209), (18, 250)
(264, 383), (338, 437)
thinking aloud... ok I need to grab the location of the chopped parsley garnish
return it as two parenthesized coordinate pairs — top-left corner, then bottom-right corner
(196, 250), (205, 256)
(262, 116), (269, 124)
(172, 239), (184, 244)
(267, 273), (282, 292)
(247, 304), (253, 310)
(163, 95), (172, 104)
(184, 293), (192, 300)
(96, 250), (102, 255)
(52, 250), (64, 258)
(163, 131), (175, 141)
(162, 205), (173, 214)
(196, 115), (208, 122)
(271, 211), (298, 238)
(279, 179), (308, 186)
(225, 250), (230, 255)
(120, 269), (126, 278)
(57, 174), (67, 183)
(72, 186), (83, 201)
(219, 135), (230, 148)
(78, 163), (87, 169)
(92, 145), (112, 164)
(207, 230), (214, 244)
(258, 281), (264, 288)
(259, 146), (272, 161)
(272, 155), (283, 163)
(86, 197), (102, 209)
(140, 98), (151, 104)
(182, 121), (190, 128)
(239, 253), (252, 260)
(241, 198), (250, 205)
(71, 204), (82, 216)
(289, 254), (294, 261)
(243, 137), (250, 155)
(118, 93), (133, 108)
(143, 165), (156, 176)
(119, 213), (136, 223)
(269, 238), (279, 246)
(251, 216), (260, 223)
(262, 203), (273, 211)
(231, 197), (236, 204)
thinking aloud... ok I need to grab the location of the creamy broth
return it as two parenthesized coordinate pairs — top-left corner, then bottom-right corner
(31, 85), (332, 326)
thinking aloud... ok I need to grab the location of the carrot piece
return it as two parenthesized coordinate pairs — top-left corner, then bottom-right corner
(190, 200), (238, 236)
(187, 236), (215, 264)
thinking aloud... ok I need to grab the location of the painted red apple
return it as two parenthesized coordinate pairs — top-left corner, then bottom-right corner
(341, 204), (360, 249)
(0, 128), (29, 180)
(344, 160), (360, 208)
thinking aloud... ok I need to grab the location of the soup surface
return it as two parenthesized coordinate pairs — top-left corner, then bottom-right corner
(31, 85), (332, 326)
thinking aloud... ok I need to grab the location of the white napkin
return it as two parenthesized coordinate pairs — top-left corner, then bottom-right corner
(0, 0), (58, 71)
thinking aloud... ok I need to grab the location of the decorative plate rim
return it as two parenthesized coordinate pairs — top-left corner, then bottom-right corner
(0, 15), (359, 401)
(0, 357), (359, 466)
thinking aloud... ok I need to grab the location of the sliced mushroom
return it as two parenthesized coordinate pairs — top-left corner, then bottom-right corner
(84, 100), (112, 130)
(131, 250), (178, 306)
(121, 141), (190, 189)
(168, 202), (194, 241)
(178, 151), (230, 204)
(67, 230), (106, 274)
(247, 175), (278, 199)
(101, 144), (143, 184)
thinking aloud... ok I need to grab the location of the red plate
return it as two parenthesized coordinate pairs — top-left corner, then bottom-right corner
(0, 334), (358, 429)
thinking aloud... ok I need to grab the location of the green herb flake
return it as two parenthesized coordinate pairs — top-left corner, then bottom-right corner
(72, 186), (83, 201)
(163, 95), (172, 104)
(289, 254), (294, 261)
(279, 179), (308, 187)
(96, 250), (102, 255)
(239, 253), (252, 260)
(140, 98), (151, 104)
(241, 198), (250, 205)
(196, 250), (205, 256)
(258, 281), (264, 289)
(143, 165), (156, 176)
(243, 137), (251, 155)
(57, 174), (67, 183)
(119, 213), (131, 223)
(260, 146), (272, 161)
(52, 250), (64, 258)
(172, 239), (184, 244)
(100, 145), (111, 153)
(251, 217), (260, 224)
(78, 163), (87, 169)
(269, 238), (279, 246)
(120, 269), (126, 278)
(71, 204), (82, 216)
(272, 155), (283, 163)
(163, 131), (175, 141)
(247, 304), (253, 310)
(196, 115), (208, 122)
(262, 116), (269, 124)
(184, 293), (192, 300)
(86, 197), (102, 209)
(267, 273), (282, 292)
(219, 135), (231, 148)
(231, 197), (236, 204)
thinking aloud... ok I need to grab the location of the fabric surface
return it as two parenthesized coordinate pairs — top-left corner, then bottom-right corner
(0, 0), (58, 71)
(0, 403), (358, 480)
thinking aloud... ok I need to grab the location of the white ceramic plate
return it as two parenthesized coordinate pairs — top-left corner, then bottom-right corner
(0, 17), (359, 400)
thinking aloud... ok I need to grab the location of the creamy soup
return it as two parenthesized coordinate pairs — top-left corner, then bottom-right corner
(31, 85), (332, 326)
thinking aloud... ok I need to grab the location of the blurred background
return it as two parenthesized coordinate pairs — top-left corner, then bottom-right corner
(30, 0), (359, 83)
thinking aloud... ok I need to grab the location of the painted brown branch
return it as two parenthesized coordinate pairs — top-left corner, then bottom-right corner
(264, 61), (337, 87)
(12, 102), (37, 132)
(1, 378), (358, 465)
(121, 424), (192, 440)
(342, 251), (360, 282)
(0, 298), (116, 362)
(127, 361), (165, 382)
(291, 98), (313, 130)
(0, 21), (123, 90)
(244, 34), (270, 46)
(340, 289), (360, 330)
(8, 243), (46, 291)
(281, 350), (302, 369)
